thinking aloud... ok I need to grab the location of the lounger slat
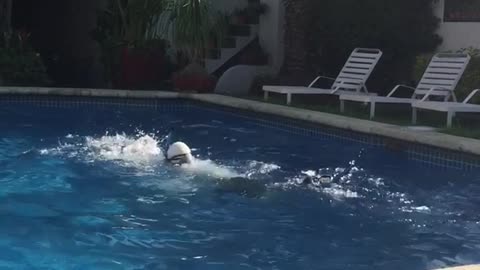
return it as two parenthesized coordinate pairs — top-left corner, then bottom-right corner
(341, 67), (370, 74)
(429, 62), (466, 68)
(423, 68), (464, 74)
(349, 57), (377, 64)
(351, 52), (380, 59)
(420, 78), (456, 84)
(337, 74), (368, 81)
(423, 73), (461, 80)
(344, 63), (372, 69)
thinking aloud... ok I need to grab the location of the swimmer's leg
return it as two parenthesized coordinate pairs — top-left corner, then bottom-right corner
(214, 177), (267, 198)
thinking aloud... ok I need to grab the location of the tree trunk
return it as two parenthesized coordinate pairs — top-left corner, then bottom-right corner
(281, 0), (309, 75)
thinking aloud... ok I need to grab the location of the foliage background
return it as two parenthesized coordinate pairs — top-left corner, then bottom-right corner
(303, 0), (442, 94)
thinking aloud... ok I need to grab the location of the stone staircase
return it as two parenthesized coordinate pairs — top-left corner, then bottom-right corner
(205, 0), (262, 75)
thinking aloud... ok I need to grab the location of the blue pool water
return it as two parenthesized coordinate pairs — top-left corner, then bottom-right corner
(0, 99), (479, 270)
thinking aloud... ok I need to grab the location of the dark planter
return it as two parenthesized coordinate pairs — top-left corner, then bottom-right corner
(231, 14), (248, 25)
(173, 74), (217, 93)
(117, 47), (168, 89)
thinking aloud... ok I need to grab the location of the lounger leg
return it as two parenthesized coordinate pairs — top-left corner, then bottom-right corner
(264, 91), (269, 100)
(446, 110), (453, 128)
(340, 100), (345, 113)
(287, 93), (292, 105)
(369, 102), (376, 120)
(412, 108), (417, 125)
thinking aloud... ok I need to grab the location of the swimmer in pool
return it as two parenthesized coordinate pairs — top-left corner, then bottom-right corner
(164, 141), (329, 194)
(162, 139), (351, 198)
(164, 141), (267, 197)
(166, 141), (194, 165)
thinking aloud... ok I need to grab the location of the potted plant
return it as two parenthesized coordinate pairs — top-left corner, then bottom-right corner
(93, 0), (169, 89)
(163, 0), (227, 93)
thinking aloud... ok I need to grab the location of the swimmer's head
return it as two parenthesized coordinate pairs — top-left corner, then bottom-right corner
(167, 142), (193, 165)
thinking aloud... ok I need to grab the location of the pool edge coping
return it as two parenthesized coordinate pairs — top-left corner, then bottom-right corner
(435, 266), (480, 270)
(1, 87), (480, 157)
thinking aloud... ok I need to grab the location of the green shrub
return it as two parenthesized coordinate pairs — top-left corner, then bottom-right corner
(0, 32), (50, 86)
(455, 47), (480, 101)
(412, 53), (433, 84)
(305, 0), (442, 94)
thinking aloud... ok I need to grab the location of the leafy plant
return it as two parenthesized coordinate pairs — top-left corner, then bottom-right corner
(95, 0), (167, 47)
(412, 53), (434, 84)
(93, 0), (170, 85)
(0, 31), (50, 86)
(455, 47), (480, 101)
(163, 0), (227, 62)
(305, 0), (442, 93)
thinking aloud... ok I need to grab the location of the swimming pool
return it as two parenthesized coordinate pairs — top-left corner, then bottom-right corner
(0, 97), (479, 270)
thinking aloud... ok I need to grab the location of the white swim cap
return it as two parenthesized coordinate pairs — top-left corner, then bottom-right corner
(167, 142), (193, 164)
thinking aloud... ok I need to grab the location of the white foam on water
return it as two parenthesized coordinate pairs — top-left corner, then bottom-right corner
(180, 159), (241, 179)
(85, 133), (163, 165)
(322, 184), (360, 199)
(401, 205), (431, 214)
(40, 132), (165, 171)
(38, 131), (247, 193)
(244, 161), (281, 177)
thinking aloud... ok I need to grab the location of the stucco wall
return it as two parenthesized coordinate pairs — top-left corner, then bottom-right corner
(434, 0), (480, 51)
(258, 0), (285, 74)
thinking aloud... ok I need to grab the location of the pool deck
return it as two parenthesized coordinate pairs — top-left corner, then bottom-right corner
(437, 266), (480, 270)
(1, 87), (480, 156)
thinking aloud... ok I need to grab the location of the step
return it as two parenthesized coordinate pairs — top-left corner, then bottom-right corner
(205, 25), (259, 74)
(205, 49), (221, 60)
(228, 24), (251, 36)
(221, 37), (236, 49)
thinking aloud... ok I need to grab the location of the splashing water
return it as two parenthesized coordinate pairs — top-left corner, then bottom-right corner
(180, 159), (241, 179)
(40, 132), (243, 179)
(85, 133), (163, 166)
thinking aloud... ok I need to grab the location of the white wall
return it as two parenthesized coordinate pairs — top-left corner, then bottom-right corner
(434, 0), (480, 51)
(258, 0), (285, 74)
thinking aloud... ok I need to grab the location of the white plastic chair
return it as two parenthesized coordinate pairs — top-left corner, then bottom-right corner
(339, 53), (471, 120)
(412, 89), (480, 127)
(263, 48), (383, 105)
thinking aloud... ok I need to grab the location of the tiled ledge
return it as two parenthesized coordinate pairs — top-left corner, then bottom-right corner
(435, 265), (480, 270)
(1, 87), (480, 157)
(0, 87), (180, 99)
(188, 93), (480, 156)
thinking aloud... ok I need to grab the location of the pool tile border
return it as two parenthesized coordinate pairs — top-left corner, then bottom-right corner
(1, 87), (480, 170)
(187, 101), (480, 170)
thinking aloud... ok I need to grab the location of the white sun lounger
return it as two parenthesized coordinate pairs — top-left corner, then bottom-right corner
(412, 89), (480, 127)
(263, 48), (383, 105)
(339, 53), (471, 120)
